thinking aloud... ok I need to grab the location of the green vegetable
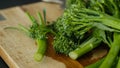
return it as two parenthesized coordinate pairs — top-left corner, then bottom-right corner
(69, 37), (101, 60)
(88, 0), (120, 17)
(25, 10), (49, 61)
(66, 0), (86, 8)
(25, 9), (54, 61)
(66, 0), (75, 8)
(117, 57), (120, 68)
(99, 33), (120, 68)
(85, 57), (105, 68)
(53, 0), (120, 67)
(6, 9), (53, 61)
(53, 34), (79, 55)
(53, 5), (93, 55)
(34, 39), (46, 61)
(53, 2), (120, 56)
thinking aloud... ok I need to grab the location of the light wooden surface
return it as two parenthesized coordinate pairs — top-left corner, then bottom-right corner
(21, 2), (63, 22)
(0, 2), (107, 68)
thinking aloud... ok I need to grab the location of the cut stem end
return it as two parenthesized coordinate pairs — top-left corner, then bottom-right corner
(69, 52), (78, 60)
(34, 53), (43, 62)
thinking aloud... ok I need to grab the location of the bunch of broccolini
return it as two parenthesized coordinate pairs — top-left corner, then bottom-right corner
(52, 0), (120, 68)
(9, 0), (120, 68)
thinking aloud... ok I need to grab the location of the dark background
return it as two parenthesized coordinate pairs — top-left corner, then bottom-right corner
(0, 57), (9, 68)
(0, 0), (41, 9)
(0, 0), (41, 68)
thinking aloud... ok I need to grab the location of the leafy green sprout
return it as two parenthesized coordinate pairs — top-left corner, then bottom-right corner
(5, 9), (53, 62)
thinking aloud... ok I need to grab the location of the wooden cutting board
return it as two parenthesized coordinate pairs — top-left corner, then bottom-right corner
(0, 2), (108, 68)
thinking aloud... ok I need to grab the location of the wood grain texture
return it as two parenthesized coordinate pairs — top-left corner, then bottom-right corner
(21, 2), (63, 22)
(0, 2), (108, 68)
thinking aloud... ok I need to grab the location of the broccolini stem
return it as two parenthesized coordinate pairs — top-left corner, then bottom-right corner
(37, 12), (44, 25)
(110, 0), (119, 18)
(26, 12), (36, 24)
(85, 57), (105, 68)
(116, 57), (120, 68)
(43, 9), (46, 24)
(71, 8), (120, 30)
(69, 37), (101, 60)
(97, 13), (120, 30)
(96, 1), (105, 12)
(34, 39), (47, 61)
(99, 33), (120, 68)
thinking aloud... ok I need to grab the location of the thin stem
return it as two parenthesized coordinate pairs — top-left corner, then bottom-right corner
(43, 9), (46, 24)
(85, 57), (105, 68)
(37, 12), (44, 25)
(99, 33), (120, 68)
(34, 39), (47, 61)
(69, 37), (101, 59)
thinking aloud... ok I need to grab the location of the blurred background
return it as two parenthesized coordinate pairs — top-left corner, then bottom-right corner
(0, 0), (41, 9)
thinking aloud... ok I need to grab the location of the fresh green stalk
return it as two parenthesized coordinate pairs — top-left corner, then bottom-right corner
(99, 33), (120, 68)
(96, 1), (105, 12)
(99, 14), (120, 30)
(67, 7), (120, 31)
(34, 39), (47, 61)
(69, 37), (101, 60)
(116, 57), (120, 68)
(43, 8), (46, 24)
(37, 12), (44, 25)
(85, 57), (105, 68)
(109, 0), (119, 18)
(26, 12), (37, 24)
(13, 10), (48, 62)
(4, 24), (30, 36)
(33, 9), (48, 61)
(21, 11), (48, 62)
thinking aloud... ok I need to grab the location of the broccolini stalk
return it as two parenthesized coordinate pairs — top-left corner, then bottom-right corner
(34, 39), (46, 61)
(63, 4), (120, 32)
(85, 57), (105, 68)
(9, 9), (51, 61)
(53, 0), (120, 67)
(99, 33), (120, 68)
(97, 0), (120, 67)
(69, 37), (101, 60)
(116, 57), (120, 68)
(72, 8), (120, 31)
(26, 9), (51, 61)
(89, 0), (120, 18)
(108, 0), (120, 18)
(53, 4), (120, 56)
(89, 0), (105, 12)
(53, 5), (93, 55)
